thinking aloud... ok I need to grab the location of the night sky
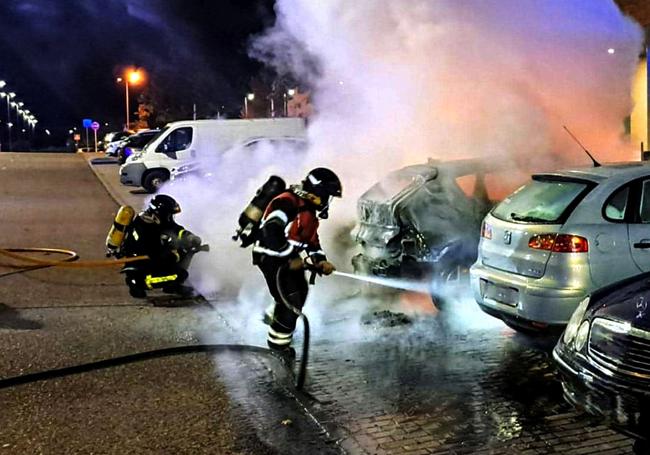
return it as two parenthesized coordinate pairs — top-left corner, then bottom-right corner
(0, 0), (276, 141)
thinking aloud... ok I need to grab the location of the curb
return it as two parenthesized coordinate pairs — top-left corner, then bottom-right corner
(80, 152), (131, 208)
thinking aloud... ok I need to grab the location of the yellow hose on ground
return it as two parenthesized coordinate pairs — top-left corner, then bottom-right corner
(0, 248), (148, 268)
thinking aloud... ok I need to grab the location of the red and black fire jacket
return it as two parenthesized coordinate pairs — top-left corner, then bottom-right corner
(253, 191), (326, 263)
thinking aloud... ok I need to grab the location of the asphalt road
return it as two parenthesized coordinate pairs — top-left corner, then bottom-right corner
(0, 152), (638, 454)
(0, 153), (338, 455)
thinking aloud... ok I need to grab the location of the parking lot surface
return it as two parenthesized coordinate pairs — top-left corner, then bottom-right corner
(0, 153), (637, 454)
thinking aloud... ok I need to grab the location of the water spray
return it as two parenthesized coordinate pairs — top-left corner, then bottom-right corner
(332, 270), (431, 294)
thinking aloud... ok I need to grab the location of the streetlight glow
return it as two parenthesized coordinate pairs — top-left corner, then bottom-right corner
(128, 70), (142, 84)
(287, 88), (296, 97)
(0, 81), (5, 88)
(117, 68), (146, 130)
(607, 48), (615, 54)
(247, 93), (255, 101)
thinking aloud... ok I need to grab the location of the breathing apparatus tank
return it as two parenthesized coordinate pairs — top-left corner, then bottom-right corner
(234, 175), (286, 247)
(106, 205), (136, 256)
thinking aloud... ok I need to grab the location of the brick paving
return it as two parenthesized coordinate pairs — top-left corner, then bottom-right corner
(278, 308), (638, 455)
(82, 154), (639, 454)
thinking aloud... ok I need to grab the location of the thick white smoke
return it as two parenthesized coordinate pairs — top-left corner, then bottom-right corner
(168, 0), (644, 343)
(252, 0), (643, 197)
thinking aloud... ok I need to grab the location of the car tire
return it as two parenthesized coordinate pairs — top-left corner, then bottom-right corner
(142, 170), (168, 193)
(633, 439), (649, 455)
(430, 293), (446, 311)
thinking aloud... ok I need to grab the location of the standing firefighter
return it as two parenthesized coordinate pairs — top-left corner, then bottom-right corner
(252, 168), (342, 357)
(109, 194), (204, 298)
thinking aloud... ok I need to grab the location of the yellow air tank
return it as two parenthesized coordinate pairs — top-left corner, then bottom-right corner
(106, 205), (136, 256)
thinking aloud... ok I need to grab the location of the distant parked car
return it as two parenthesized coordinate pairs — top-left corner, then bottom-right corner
(105, 131), (133, 156)
(553, 272), (650, 453)
(352, 158), (520, 304)
(116, 129), (160, 164)
(471, 162), (650, 333)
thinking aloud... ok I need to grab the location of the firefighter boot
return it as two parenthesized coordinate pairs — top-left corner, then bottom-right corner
(262, 302), (276, 325)
(125, 275), (146, 299)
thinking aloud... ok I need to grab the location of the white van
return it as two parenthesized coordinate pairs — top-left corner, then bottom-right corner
(119, 118), (306, 192)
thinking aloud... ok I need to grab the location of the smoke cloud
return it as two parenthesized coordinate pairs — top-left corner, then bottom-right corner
(168, 0), (644, 345)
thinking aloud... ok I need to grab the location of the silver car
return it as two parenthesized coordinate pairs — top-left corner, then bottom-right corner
(471, 162), (650, 332)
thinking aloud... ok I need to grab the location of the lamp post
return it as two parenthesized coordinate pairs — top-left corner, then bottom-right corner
(284, 88), (296, 117)
(0, 92), (15, 150)
(244, 93), (255, 118)
(117, 69), (142, 131)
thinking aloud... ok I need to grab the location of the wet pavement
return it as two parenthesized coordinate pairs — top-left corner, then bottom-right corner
(212, 291), (636, 455)
(0, 153), (639, 454)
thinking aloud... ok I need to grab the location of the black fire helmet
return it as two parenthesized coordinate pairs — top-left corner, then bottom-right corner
(147, 194), (181, 224)
(302, 167), (343, 201)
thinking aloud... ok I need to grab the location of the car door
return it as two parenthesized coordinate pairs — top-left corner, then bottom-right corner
(155, 126), (194, 161)
(628, 178), (650, 272)
(589, 183), (639, 286)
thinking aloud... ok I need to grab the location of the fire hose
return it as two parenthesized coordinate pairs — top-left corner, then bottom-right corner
(0, 247), (148, 271)
(275, 262), (314, 391)
(0, 344), (288, 390)
(0, 247), (310, 392)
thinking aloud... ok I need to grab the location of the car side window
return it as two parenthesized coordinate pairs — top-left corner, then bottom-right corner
(638, 180), (650, 223)
(604, 186), (630, 221)
(156, 127), (193, 154)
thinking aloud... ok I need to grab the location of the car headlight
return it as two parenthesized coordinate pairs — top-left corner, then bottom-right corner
(574, 320), (590, 351)
(563, 296), (590, 345)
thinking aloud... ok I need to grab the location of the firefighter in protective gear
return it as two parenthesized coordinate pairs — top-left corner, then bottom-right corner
(253, 167), (342, 354)
(120, 194), (202, 298)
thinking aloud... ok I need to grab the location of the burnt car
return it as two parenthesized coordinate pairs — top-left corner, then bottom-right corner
(353, 158), (512, 287)
(553, 272), (650, 452)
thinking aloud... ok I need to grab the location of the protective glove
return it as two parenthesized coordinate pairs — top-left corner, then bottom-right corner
(288, 257), (304, 271)
(188, 233), (202, 248)
(317, 260), (336, 276)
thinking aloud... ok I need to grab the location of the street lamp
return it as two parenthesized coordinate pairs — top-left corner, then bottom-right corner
(0, 81), (5, 89)
(117, 69), (143, 131)
(244, 92), (255, 118)
(0, 91), (6, 150)
(284, 88), (296, 117)
(3, 94), (15, 150)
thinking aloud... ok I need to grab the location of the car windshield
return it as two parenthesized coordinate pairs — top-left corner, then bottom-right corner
(129, 132), (157, 148)
(492, 178), (590, 223)
(141, 127), (169, 152)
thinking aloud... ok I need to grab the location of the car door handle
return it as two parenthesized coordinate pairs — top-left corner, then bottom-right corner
(634, 241), (650, 249)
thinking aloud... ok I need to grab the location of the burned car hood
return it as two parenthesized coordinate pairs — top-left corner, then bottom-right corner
(355, 159), (494, 250)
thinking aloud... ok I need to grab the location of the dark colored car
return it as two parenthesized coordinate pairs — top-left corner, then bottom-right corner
(116, 130), (160, 164)
(553, 272), (650, 452)
(352, 158), (515, 288)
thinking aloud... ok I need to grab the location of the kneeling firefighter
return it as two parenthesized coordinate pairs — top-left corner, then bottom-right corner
(252, 168), (342, 356)
(107, 194), (204, 298)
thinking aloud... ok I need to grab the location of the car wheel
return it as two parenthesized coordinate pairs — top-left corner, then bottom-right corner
(633, 439), (649, 455)
(430, 293), (446, 311)
(142, 170), (168, 193)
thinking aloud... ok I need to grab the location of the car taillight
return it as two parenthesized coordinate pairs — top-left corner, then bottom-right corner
(481, 221), (492, 239)
(528, 234), (588, 253)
